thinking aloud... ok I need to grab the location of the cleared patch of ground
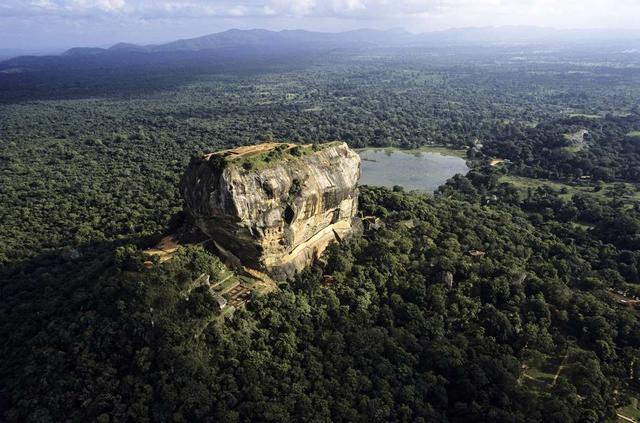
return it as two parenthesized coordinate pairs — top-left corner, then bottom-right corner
(607, 290), (640, 308)
(562, 129), (589, 153)
(519, 352), (569, 392)
(143, 227), (209, 265)
(499, 175), (640, 205)
(144, 236), (179, 264)
(617, 396), (640, 423)
(203, 142), (288, 160)
(567, 112), (603, 119)
(563, 144), (587, 153)
(203, 141), (344, 172)
(564, 129), (589, 143)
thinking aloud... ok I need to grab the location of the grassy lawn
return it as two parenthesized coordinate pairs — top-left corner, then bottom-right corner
(563, 144), (587, 153)
(567, 112), (603, 119)
(617, 396), (640, 422)
(499, 175), (578, 198)
(238, 275), (258, 286)
(211, 276), (239, 294)
(571, 222), (594, 231)
(525, 366), (556, 382)
(499, 175), (640, 204)
(207, 141), (343, 172)
(520, 351), (568, 393)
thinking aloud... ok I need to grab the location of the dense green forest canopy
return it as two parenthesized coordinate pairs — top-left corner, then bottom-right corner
(2, 48), (639, 265)
(3, 184), (639, 421)
(1, 45), (640, 422)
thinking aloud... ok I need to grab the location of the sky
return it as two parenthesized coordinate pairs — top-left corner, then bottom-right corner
(2, 0), (640, 51)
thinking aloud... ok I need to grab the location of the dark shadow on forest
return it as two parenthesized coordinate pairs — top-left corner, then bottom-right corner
(0, 48), (321, 104)
(0, 210), (188, 303)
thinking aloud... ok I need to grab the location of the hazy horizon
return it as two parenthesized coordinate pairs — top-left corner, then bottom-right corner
(3, 0), (640, 51)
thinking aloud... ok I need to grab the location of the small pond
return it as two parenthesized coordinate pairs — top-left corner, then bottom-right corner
(358, 148), (469, 192)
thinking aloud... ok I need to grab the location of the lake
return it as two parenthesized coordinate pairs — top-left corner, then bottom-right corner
(358, 148), (469, 192)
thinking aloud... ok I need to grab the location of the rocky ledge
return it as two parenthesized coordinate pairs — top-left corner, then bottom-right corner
(180, 142), (361, 279)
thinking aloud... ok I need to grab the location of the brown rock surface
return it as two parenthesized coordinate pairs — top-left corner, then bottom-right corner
(180, 142), (361, 279)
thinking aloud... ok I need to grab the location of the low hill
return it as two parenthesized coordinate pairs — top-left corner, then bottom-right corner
(3, 26), (639, 65)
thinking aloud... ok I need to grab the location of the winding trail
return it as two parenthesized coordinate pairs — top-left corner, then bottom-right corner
(617, 413), (636, 423)
(551, 353), (569, 386)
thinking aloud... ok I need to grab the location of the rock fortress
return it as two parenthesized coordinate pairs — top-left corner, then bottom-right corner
(180, 141), (362, 280)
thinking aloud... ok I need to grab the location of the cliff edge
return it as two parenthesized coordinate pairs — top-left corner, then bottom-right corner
(180, 142), (361, 279)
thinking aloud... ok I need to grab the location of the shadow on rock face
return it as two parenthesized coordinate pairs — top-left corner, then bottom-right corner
(180, 141), (362, 279)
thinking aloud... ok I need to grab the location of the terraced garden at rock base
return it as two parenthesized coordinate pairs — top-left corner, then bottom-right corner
(143, 231), (277, 315)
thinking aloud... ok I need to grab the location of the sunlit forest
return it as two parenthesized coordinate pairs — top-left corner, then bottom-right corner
(1, 42), (640, 422)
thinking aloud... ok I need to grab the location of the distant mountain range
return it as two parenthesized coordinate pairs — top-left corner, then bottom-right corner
(0, 48), (61, 61)
(57, 26), (640, 57)
(1, 26), (639, 103)
(61, 28), (414, 56)
(1, 26), (639, 70)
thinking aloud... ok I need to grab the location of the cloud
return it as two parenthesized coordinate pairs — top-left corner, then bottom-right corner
(0, 1), (261, 18)
(0, 0), (531, 19)
(0, 0), (125, 16)
(263, 0), (448, 18)
(1, 0), (639, 51)
(1, 0), (639, 25)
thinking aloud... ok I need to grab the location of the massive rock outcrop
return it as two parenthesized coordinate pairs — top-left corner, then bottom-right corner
(180, 142), (361, 279)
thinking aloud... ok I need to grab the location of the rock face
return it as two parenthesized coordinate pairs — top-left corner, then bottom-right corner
(180, 142), (361, 279)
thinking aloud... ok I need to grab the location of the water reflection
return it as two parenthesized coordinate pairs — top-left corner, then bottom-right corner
(358, 148), (469, 192)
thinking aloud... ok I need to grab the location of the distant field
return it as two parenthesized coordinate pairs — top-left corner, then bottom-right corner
(499, 175), (640, 204)
(567, 112), (602, 119)
(499, 175), (579, 197)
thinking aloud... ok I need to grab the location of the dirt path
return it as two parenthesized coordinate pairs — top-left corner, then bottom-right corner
(617, 413), (637, 423)
(552, 353), (569, 386)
